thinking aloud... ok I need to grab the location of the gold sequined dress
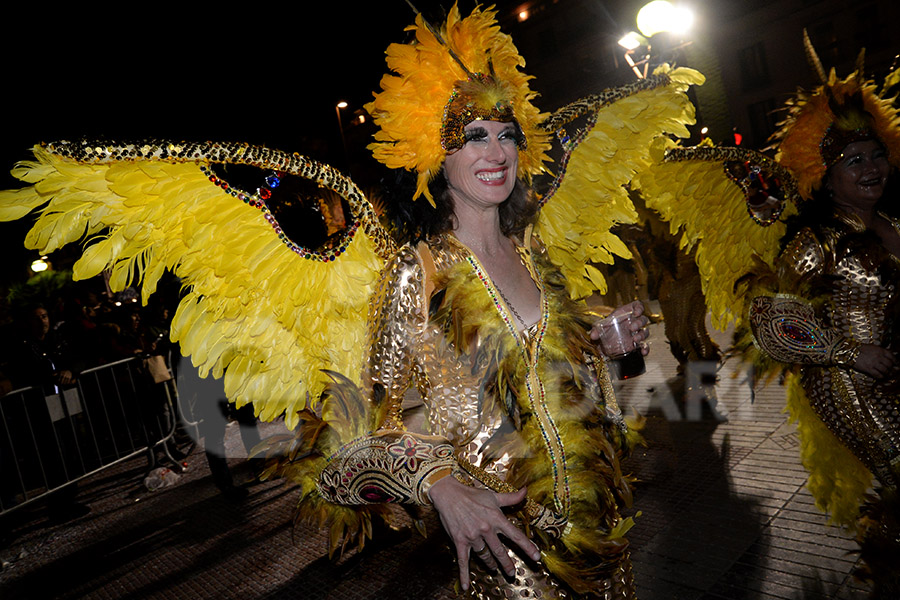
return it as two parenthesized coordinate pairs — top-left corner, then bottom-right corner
(750, 209), (900, 490)
(318, 231), (637, 599)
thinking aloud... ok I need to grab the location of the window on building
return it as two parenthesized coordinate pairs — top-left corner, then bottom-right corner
(807, 21), (840, 66)
(747, 98), (779, 148)
(739, 42), (770, 91)
(853, 4), (884, 51)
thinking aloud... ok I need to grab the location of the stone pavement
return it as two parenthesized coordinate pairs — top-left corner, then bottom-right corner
(0, 320), (874, 599)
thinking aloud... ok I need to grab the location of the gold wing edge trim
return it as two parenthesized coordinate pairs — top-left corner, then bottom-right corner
(537, 72), (676, 208)
(42, 139), (397, 260)
(539, 71), (675, 133)
(662, 144), (801, 205)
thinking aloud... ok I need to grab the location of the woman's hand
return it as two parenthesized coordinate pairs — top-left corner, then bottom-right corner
(589, 300), (651, 356)
(853, 344), (898, 379)
(428, 475), (541, 591)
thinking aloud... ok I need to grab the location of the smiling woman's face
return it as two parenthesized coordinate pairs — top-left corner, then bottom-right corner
(827, 139), (890, 210)
(443, 120), (519, 211)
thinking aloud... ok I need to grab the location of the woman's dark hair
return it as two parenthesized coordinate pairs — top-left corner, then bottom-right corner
(382, 165), (539, 245)
(779, 185), (836, 250)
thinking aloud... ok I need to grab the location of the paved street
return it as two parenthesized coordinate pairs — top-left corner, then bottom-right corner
(0, 319), (873, 599)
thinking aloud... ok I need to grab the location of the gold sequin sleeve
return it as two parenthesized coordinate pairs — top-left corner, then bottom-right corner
(750, 228), (860, 367)
(318, 246), (456, 506)
(365, 245), (427, 429)
(776, 227), (826, 284)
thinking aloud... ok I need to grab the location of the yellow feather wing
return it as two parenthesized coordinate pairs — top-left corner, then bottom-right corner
(535, 66), (704, 299)
(1, 141), (395, 428)
(633, 143), (800, 330)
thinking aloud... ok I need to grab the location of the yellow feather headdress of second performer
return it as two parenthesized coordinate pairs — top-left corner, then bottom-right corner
(770, 33), (900, 200)
(365, 3), (551, 204)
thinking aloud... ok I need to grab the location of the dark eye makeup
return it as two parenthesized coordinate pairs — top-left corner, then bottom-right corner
(463, 127), (489, 143)
(841, 149), (888, 167)
(463, 125), (523, 145)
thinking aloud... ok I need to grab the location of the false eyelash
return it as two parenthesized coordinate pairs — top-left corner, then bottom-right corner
(463, 129), (489, 143)
(505, 127), (526, 145)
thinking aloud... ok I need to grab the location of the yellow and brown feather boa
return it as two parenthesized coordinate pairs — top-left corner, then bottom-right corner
(430, 245), (637, 593)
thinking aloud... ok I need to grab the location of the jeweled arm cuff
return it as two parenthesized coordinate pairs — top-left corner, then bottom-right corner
(421, 465), (455, 501)
(749, 295), (855, 367)
(830, 337), (861, 367)
(317, 430), (457, 506)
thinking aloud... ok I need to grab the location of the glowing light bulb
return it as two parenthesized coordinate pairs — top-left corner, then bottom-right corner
(637, 1), (693, 37)
(618, 32), (643, 50)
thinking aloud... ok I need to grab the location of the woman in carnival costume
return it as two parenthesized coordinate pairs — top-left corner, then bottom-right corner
(747, 56), (900, 597)
(308, 6), (677, 597)
(0, 4), (703, 598)
(634, 36), (898, 597)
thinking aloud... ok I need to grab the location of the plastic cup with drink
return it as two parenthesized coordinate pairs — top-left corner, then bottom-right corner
(596, 311), (646, 379)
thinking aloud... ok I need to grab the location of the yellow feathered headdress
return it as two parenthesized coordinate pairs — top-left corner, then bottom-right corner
(365, 3), (551, 204)
(770, 32), (900, 200)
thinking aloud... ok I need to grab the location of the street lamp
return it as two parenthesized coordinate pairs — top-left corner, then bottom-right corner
(30, 256), (49, 273)
(618, 31), (649, 78)
(335, 101), (350, 172)
(620, 1), (694, 79)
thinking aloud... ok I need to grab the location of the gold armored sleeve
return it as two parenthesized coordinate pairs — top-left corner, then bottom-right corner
(776, 227), (826, 286)
(318, 430), (457, 505)
(749, 295), (861, 366)
(366, 245), (427, 429)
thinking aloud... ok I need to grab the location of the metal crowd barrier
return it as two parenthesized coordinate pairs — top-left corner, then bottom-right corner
(0, 355), (181, 515)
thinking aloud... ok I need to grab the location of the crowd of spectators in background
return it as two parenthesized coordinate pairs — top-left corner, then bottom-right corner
(0, 275), (177, 396)
(0, 270), (262, 516)
(0, 273), (185, 520)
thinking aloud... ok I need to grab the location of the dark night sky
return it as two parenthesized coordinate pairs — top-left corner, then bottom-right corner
(1, 3), (425, 169)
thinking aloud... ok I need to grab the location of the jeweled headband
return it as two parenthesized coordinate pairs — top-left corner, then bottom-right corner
(441, 73), (523, 152)
(819, 105), (877, 167)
